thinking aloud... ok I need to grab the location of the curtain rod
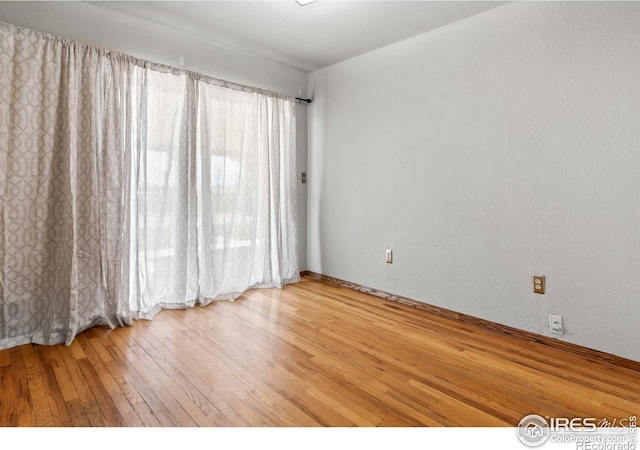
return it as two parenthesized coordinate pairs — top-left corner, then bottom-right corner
(295, 97), (312, 104)
(0, 20), (294, 102)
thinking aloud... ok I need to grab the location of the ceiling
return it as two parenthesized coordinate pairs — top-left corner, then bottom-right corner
(86, 1), (506, 73)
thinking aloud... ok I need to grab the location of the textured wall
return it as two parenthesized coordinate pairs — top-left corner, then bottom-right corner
(307, 2), (640, 361)
(0, 1), (309, 269)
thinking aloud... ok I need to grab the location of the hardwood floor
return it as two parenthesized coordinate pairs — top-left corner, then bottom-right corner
(0, 276), (638, 427)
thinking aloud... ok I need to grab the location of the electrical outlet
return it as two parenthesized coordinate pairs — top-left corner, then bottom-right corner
(549, 315), (563, 335)
(385, 249), (393, 264)
(533, 275), (545, 294)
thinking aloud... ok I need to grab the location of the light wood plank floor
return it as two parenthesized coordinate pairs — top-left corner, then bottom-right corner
(0, 277), (638, 427)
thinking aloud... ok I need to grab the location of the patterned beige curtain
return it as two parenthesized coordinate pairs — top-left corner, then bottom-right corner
(0, 21), (299, 349)
(0, 23), (132, 348)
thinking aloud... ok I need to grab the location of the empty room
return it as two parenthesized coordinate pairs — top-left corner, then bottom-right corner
(0, 0), (638, 445)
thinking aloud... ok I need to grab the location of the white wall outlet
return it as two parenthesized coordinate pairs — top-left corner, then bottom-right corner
(385, 249), (393, 264)
(549, 315), (564, 335)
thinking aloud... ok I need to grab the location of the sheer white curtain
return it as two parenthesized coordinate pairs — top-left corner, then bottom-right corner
(0, 21), (299, 348)
(129, 68), (299, 320)
(195, 83), (299, 303)
(129, 68), (199, 318)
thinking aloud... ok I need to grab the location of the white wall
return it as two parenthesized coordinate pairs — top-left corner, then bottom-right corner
(0, 1), (309, 269)
(308, 2), (640, 361)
